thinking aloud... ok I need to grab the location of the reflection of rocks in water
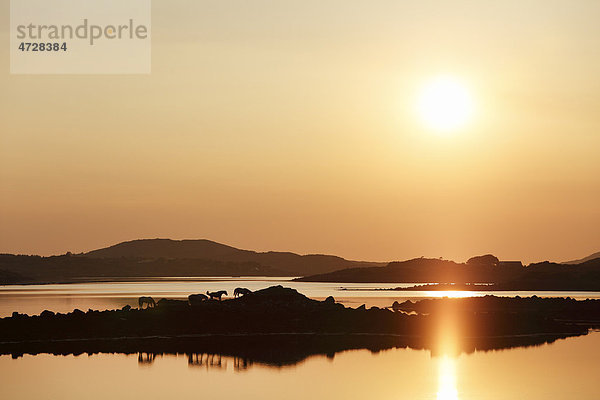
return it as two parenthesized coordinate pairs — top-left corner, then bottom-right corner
(1, 332), (589, 370)
(137, 352), (156, 365)
(428, 334), (574, 357)
(124, 332), (585, 371)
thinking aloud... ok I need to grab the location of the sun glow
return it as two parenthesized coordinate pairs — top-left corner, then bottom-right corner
(437, 356), (459, 400)
(425, 290), (475, 299)
(417, 77), (474, 133)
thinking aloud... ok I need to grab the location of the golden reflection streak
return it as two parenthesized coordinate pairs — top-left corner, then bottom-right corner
(435, 298), (461, 400)
(436, 356), (459, 400)
(424, 290), (474, 298)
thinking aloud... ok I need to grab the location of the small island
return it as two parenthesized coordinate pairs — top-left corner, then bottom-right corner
(1, 286), (599, 361)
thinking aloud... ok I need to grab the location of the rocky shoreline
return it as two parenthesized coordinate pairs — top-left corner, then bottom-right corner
(1, 286), (597, 359)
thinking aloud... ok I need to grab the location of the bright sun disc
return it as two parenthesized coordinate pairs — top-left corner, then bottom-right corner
(417, 77), (474, 133)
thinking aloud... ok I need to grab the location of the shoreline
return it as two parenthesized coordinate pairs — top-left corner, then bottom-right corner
(340, 284), (600, 292)
(5, 278), (600, 294)
(1, 286), (598, 357)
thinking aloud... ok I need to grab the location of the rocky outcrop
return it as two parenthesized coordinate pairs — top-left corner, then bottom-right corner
(0, 286), (595, 359)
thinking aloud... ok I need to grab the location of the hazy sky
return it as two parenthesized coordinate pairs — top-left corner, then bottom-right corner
(1, 1), (599, 263)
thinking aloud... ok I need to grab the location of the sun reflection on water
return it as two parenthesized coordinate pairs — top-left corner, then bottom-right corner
(437, 356), (459, 400)
(425, 290), (474, 298)
(435, 307), (461, 400)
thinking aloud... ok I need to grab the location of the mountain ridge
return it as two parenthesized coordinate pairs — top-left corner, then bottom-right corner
(295, 257), (600, 290)
(82, 238), (384, 276)
(563, 251), (600, 265)
(1, 239), (598, 287)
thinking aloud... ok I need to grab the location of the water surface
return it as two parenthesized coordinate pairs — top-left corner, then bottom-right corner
(1, 331), (598, 400)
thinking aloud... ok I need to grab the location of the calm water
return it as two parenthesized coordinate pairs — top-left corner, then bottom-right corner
(1, 331), (599, 400)
(2, 277), (600, 317)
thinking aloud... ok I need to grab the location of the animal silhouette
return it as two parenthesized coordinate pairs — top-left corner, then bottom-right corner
(188, 353), (205, 367)
(138, 352), (156, 364)
(188, 293), (208, 305)
(234, 356), (253, 371)
(206, 290), (227, 301)
(207, 354), (225, 368)
(234, 287), (252, 297)
(138, 296), (156, 309)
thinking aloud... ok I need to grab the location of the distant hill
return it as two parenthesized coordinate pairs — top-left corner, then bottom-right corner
(85, 239), (245, 260)
(296, 256), (600, 290)
(82, 239), (383, 276)
(0, 269), (29, 284)
(0, 239), (385, 284)
(3, 240), (600, 289)
(563, 251), (600, 265)
(495, 258), (600, 290)
(0, 253), (288, 285)
(295, 256), (523, 284)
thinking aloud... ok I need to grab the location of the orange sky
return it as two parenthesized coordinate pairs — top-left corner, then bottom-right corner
(1, 1), (599, 263)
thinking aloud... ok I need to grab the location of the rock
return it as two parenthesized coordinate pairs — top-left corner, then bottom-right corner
(356, 304), (366, 311)
(157, 298), (187, 308)
(188, 293), (208, 305)
(467, 254), (499, 267)
(324, 296), (335, 304)
(40, 310), (55, 318)
(121, 305), (131, 312)
(239, 286), (314, 306)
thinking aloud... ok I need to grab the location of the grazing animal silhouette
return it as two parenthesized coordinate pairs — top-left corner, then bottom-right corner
(188, 353), (205, 367)
(234, 287), (252, 297)
(207, 354), (225, 368)
(234, 356), (252, 371)
(188, 293), (208, 305)
(206, 290), (227, 301)
(138, 352), (156, 364)
(138, 296), (156, 309)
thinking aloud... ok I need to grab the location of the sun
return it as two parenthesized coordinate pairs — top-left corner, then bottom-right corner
(417, 76), (474, 133)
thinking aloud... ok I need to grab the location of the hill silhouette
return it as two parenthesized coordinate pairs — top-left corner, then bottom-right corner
(85, 239), (246, 259)
(0, 253), (287, 284)
(2, 240), (600, 289)
(563, 251), (600, 265)
(0, 239), (383, 284)
(82, 239), (382, 276)
(296, 257), (600, 290)
(296, 257), (522, 283)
